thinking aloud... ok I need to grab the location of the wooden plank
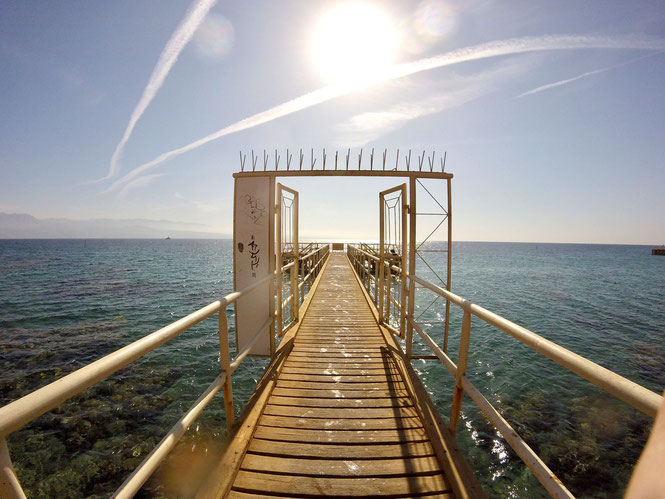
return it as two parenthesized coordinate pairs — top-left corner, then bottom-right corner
(247, 439), (437, 460)
(285, 354), (390, 362)
(259, 415), (424, 430)
(296, 331), (380, 336)
(280, 366), (394, 375)
(276, 380), (407, 390)
(291, 346), (386, 353)
(231, 470), (453, 497)
(283, 360), (390, 368)
(278, 373), (400, 383)
(294, 338), (386, 344)
(262, 404), (420, 419)
(254, 426), (430, 444)
(241, 454), (443, 477)
(296, 331), (381, 334)
(271, 387), (411, 399)
(267, 395), (414, 408)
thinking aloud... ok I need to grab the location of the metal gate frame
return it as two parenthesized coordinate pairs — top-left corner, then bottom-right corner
(379, 184), (407, 338)
(275, 183), (299, 338)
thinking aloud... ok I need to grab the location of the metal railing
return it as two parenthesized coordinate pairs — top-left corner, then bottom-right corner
(276, 244), (329, 336)
(0, 252), (329, 499)
(347, 244), (663, 498)
(348, 245), (405, 337)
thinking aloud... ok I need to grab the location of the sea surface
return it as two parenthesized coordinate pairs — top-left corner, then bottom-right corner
(1, 239), (663, 498)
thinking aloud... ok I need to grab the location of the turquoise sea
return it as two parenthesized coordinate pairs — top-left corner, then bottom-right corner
(1, 240), (663, 498)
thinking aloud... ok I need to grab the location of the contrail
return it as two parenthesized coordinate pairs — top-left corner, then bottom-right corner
(517, 51), (663, 98)
(100, 0), (217, 182)
(118, 173), (165, 197)
(107, 34), (665, 192)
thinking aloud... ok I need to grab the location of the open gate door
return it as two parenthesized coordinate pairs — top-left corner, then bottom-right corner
(234, 175), (274, 357)
(379, 184), (407, 338)
(276, 183), (299, 338)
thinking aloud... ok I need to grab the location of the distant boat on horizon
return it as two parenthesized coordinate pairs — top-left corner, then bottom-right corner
(165, 236), (171, 240)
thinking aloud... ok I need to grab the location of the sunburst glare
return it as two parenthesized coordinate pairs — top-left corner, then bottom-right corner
(310, 2), (396, 86)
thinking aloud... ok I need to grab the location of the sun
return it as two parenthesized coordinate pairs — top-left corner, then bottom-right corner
(310, 2), (396, 86)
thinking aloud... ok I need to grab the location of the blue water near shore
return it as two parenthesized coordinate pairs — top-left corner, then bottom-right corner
(1, 239), (663, 497)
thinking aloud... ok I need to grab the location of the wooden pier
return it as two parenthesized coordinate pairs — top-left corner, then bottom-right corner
(4, 163), (661, 498)
(198, 253), (482, 498)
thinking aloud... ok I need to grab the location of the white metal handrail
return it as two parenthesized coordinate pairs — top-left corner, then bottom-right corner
(347, 244), (664, 498)
(408, 316), (573, 498)
(410, 274), (663, 417)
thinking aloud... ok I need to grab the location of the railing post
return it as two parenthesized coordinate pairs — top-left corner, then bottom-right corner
(218, 310), (234, 428)
(444, 176), (453, 353)
(0, 438), (26, 499)
(449, 309), (471, 435)
(290, 257), (298, 323)
(275, 186), (283, 338)
(291, 192), (299, 323)
(399, 189), (408, 338)
(300, 248), (305, 306)
(384, 264), (391, 324)
(374, 254), (379, 306)
(406, 177), (417, 359)
(379, 194), (385, 324)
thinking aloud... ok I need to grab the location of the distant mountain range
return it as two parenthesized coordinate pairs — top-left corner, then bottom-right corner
(0, 213), (228, 239)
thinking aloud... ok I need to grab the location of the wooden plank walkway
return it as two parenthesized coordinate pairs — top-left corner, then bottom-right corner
(199, 253), (481, 498)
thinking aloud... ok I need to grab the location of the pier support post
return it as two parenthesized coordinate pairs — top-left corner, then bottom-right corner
(218, 310), (234, 428)
(449, 309), (471, 435)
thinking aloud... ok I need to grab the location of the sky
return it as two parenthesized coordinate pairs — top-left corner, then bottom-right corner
(1, 0), (664, 244)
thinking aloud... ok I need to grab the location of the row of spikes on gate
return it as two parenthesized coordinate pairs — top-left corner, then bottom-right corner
(239, 148), (447, 173)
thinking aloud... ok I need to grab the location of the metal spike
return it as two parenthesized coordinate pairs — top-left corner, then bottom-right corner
(263, 150), (268, 171)
(370, 148), (374, 170)
(335, 150), (338, 170)
(395, 149), (399, 170)
(239, 151), (245, 172)
(286, 149), (292, 170)
(358, 149), (363, 170)
(299, 148), (303, 170)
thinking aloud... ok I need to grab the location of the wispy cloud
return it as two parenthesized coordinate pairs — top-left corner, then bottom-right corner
(102, 0), (217, 182)
(516, 51), (663, 98)
(118, 173), (165, 197)
(336, 59), (531, 146)
(108, 34), (665, 192)
(174, 191), (221, 213)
